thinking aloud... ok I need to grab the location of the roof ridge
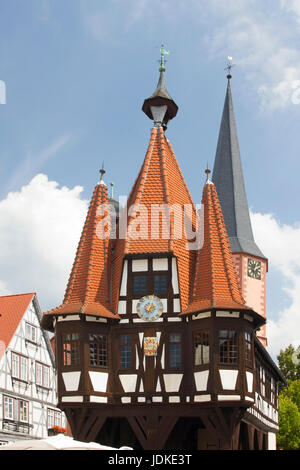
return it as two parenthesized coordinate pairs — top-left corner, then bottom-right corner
(208, 185), (217, 308)
(126, 128), (157, 253)
(165, 138), (195, 209)
(157, 128), (172, 250)
(0, 292), (35, 299)
(81, 183), (110, 313)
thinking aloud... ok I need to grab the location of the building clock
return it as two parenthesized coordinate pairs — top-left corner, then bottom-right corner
(136, 295), (164, 322)
(247, 258), (262, 280)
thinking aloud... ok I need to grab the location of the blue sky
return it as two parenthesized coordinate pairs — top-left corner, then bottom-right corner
(0, 0), (300, 358)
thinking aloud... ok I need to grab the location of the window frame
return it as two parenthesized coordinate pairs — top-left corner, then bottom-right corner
(153, 273), (168, 296)
(193, 329), (210, 367)
(132, 274), (148, 298)
(218, 329), (238, 365)
(25, 322), (38, 344)
(3, 395), (29, 423)
(11, 352), (29, 382)
(244, 331), (253, 369)
(88, 333), (108, 369)
(35, 361), (50, 388)
(62, 333), (80, 366)
(168, 333), (182, 369)
(119, 334), (136, 370)
(47, 408), (62, 429)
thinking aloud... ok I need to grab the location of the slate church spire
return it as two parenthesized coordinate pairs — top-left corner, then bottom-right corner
(212, 70), (268, 346)
(212, 74), (265, 260)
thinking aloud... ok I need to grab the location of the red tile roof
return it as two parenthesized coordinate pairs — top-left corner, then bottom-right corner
(42, 182), (119, 331)
(41, 128), (251, 331)
(111, 127), (197, 312)
(0, 293), (35, 358)
(181, 180), (249, 315)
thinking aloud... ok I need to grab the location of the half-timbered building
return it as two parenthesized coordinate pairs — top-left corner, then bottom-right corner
(0, 293), (66, 444)
(41, 62), (285, 450)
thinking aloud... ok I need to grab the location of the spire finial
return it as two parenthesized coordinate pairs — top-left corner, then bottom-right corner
(99, 162), (106, 186)
(159, 44), (170, 72)
(224, 56), (235, 80)
(205, 165), (212, 184)
(110, 182), (114, 199)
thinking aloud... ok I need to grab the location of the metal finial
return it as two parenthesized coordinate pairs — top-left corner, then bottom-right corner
(205, 166), (211, 183)
(224, 56), (236, 79)
(99, 162), (106, 185)
(110, 182), (114, 199)
(159, 44), (170, 72)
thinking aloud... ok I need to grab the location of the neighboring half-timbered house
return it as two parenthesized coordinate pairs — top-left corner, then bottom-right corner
(41, 61), (285, 450)
(0, 293), (66, 444)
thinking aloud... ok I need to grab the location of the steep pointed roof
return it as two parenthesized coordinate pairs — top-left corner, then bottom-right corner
(41, 177), (119, 331)
(111, 125), (197, 313)
(212, 77), (266, 259)
(181, 177), (253, 315)
(0, 293), (35, 356)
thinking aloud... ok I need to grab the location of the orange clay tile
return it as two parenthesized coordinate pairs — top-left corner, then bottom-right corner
(0, 293), (35, 357)
(181, 180), (250, 315)
(111, 127), (198, 313)
(41, 182), (119, 331)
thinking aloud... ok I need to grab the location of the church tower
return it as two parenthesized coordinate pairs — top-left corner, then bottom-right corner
(212, 72), (268, 347)
(41, 54), (284, 450)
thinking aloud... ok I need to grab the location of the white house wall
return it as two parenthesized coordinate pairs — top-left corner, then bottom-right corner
(0, 298), (66, 442)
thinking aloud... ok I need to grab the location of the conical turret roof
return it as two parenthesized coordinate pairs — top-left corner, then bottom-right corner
(181, 176), (253, 315)
(111, 126), (197, 313)
(41, 176), (119, 331)
(212, 77), (266, 259)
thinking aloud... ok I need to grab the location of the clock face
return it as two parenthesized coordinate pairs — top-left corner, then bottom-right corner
(136, 295), (164, 322)
(247, 258), (262, 280)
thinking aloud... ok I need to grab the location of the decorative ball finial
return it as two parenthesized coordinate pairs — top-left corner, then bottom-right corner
(224, 56), (235, 80)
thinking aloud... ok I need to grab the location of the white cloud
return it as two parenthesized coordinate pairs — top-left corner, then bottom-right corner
(251, 211), (300, 358)
(281, 0), (300, 20)
(0, 174), (88, 311)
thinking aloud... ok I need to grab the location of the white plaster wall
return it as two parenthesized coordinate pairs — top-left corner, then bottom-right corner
(163, 374), (183, 393)
(194, 370), (209, 392)
(118, 300), (127, 314)
(88, 371), (108, 393)
(153, 258), (168, 271)
(219, 369), (239, 390)
(62, 371), (81, 391)
(119, 374), (137, 393)
(132, 259), (148, 272)
(246, 371), (253, 393)
(173, 299), (181, 313)
(268, 433), (277, 450)
(120, 260), (128, 296)
(194, 395), (211, 402)
(171, 258), (179, 295)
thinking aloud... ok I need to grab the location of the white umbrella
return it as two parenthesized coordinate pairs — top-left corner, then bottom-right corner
(0, 433), (132, 451)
